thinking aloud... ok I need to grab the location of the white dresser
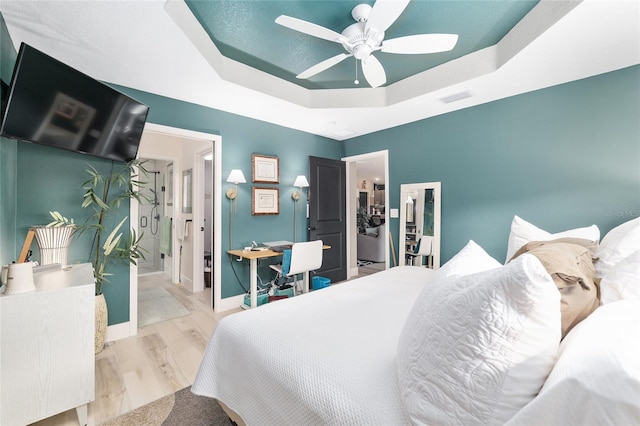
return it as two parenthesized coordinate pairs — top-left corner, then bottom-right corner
(0, 263), (95, 426)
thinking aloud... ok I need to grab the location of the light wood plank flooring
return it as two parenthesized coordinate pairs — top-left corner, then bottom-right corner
(31, 274), (240, 426)
(31, 264), (383, 426)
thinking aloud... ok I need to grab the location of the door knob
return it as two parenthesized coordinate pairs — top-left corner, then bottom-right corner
(200, 226), (204, 231)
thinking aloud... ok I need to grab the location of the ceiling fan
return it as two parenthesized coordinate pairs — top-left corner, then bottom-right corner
(275, 0), (458, 88)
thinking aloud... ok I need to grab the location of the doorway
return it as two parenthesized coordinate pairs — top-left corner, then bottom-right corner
(342, 150), (389, 279)
(123, 123), (222, 339)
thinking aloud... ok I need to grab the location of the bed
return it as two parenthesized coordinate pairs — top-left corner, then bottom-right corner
(192, 216), (640, 425)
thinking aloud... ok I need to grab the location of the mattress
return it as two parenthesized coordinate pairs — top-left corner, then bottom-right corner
(192, 266), (435, 425)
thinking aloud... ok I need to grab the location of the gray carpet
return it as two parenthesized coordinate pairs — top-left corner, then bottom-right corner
(100, 386), (233, 426)
(138, 287), (190, 328)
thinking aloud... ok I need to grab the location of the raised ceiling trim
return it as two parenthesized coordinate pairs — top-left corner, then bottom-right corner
(165, 0), (577, 110)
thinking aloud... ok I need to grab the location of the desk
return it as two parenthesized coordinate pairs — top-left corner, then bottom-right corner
(228, 245), (330, 308)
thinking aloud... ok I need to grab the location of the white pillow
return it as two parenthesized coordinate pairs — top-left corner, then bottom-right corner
(600, 250), (640, 304)
(397, 254), (561, 425)
(595, 217), (640, 278)
(438, 240), (501, 278)
(506, 300), (640, 426)
(505, 215), (600, 262)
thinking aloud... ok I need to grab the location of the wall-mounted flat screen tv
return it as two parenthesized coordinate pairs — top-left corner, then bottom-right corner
(0, 43), (149, 163)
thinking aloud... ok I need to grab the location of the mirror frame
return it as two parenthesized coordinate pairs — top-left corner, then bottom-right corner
(398, 182), (441, 269)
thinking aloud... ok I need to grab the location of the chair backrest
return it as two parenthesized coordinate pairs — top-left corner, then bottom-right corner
(416, 235), (433, 256)
(288, 240), (323, 276)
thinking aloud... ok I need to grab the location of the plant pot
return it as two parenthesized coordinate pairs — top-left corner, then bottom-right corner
(32, 225), (76, 266)
(95, 293), (108, 354)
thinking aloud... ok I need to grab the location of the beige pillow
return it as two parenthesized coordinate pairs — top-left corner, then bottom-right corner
(510, 238), (599, 337)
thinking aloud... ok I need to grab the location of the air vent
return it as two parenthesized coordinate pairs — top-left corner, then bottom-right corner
(439, 90), (473, 104)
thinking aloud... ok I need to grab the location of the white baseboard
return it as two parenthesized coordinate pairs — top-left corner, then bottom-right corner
(215, 294), (244, 313)
(105, 321), (133, 343)
(181, 275), (193, 292)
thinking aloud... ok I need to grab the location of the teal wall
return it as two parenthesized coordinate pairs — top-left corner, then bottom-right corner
(344, 65), (640, 263)
(0, 14), (18, 268)
(16, 145), (133, 324)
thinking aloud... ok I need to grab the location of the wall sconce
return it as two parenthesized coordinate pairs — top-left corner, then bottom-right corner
(292, 175), (309, 242)
(226, 169), (246, 249)
(292, 175), (309, 201)
(226, 169), (246, 204)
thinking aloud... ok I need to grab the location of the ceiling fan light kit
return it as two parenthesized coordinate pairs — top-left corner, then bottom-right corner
(276, 0), (459, 88)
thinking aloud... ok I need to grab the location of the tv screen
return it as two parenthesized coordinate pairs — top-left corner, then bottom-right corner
(0, 43), (149, 163)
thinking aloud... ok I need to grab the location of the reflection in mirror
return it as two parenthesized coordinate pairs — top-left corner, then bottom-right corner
(399, 182), (441, 269)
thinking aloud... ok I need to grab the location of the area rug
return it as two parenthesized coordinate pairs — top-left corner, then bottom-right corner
(99, 386), (232, 426)
(138, 287), (190, 328)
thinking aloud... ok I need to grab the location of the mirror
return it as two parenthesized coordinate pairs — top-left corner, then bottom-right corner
(398, 182), (441, 268)
(182, 168), (192, 214)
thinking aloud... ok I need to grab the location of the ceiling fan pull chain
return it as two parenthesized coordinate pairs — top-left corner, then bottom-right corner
(354, 59), (360, 85)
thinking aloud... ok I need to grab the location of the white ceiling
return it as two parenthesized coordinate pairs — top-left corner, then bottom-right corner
(1, 0), (638, 141)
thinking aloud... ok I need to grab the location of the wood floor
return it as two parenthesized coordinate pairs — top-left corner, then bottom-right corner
(31, 263), (384, 426)
(31, 274), (239, 426)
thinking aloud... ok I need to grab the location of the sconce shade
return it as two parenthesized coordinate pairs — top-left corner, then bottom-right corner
(226, 169), (246, 184)
(293, 175), (309, 188)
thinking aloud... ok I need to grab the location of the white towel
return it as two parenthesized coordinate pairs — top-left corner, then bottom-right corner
(177, 219), (184, 240)
(176, 218), (190, 241)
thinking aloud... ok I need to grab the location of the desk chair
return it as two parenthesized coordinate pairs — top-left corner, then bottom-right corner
(407, 235), (433, 268)
(269, 240), (323, 295)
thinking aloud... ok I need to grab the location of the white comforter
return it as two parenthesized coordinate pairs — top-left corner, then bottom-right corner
(192, 266), (435, 425)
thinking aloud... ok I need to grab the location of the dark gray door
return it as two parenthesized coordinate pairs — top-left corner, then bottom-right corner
(308, 156), (347, 283)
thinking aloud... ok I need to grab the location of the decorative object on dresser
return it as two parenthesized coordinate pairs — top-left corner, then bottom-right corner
(32, 216), (77, 266)
(46, 160), (149, 353)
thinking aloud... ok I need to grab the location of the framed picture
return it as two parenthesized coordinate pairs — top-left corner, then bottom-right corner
(252, 187), (279, 215)
(166, 163), (173, 206)
(252, 154), (279, 183)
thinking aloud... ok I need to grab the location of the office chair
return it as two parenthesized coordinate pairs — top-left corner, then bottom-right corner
(407, 235), (434, 268)
(269, 240), (323, 295)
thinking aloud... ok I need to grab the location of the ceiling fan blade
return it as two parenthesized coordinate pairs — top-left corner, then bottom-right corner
(381, 34), (459, 54)
(365, 0), (410, 33)
(297, 53), (351, 79)
(362, 55), (387, 88)
(276, 15), (346, 43)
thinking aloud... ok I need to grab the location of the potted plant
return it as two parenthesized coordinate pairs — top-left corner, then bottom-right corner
(47, 160), (148, 353)
(357, 207), (371, 234)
